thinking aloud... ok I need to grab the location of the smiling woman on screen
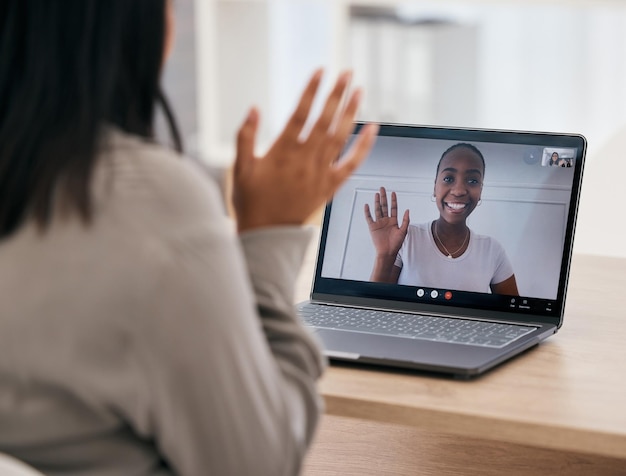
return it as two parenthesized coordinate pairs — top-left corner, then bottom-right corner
(364, 143), (519, 295)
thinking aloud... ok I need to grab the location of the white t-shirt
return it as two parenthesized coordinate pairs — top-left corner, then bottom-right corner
(394, 222), (514, 293)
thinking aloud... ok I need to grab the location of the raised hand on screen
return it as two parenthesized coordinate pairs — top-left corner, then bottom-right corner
(364, 186), (410, 258)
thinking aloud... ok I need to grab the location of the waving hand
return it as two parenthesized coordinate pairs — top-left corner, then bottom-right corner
(364, 187), (410, 257)
(233, 70), (379, 233)
(364, 187), (409, 283)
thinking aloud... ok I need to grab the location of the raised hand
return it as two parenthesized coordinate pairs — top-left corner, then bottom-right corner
(364, 186), (410, 258)
(232, 69), (379, 233)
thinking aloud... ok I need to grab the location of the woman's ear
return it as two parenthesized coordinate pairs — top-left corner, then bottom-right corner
(163, 0), (175, 65)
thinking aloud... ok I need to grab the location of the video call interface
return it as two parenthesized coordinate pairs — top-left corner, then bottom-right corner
(316, 127), (585, 318)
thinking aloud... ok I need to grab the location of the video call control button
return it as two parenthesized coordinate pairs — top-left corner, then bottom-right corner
(416, 289), (425, 298)
(430, 290), (439, 299)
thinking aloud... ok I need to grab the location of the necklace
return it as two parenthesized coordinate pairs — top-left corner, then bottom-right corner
(433, 221), (469, 259)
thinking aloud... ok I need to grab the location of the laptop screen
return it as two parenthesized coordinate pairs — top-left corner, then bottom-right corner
(313, 123), (586, 322)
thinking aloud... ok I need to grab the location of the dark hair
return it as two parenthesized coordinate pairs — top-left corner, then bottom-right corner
(436, 143), (485, 176)
(0, 0), (182, 238)
(550, 151), (560, 165)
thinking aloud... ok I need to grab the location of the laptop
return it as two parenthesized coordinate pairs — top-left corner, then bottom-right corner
(297, 122), (586, 378)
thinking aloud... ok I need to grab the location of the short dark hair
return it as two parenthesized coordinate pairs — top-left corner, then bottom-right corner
(436, 143), (485, 176)
(0, 0), (182, 237)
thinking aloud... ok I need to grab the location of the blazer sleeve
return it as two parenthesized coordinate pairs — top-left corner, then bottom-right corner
(132, 163), (325, 476)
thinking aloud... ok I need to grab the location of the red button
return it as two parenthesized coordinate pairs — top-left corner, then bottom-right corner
(444, 291), (452, 300)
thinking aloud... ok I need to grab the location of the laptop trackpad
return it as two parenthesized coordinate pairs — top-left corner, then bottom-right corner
(316, 328), (499, 368)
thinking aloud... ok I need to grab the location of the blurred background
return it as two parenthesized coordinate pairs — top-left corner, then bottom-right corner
(161, 0), (626, 257)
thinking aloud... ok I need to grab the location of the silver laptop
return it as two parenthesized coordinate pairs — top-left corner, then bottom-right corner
(298, 122), (586, 378)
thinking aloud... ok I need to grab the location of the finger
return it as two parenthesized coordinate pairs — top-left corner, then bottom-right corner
(399, 210), (410, 233)
(319, 88), (362, 165)
(279, 69), (324, 144)
(379, 186), (389, 217)
(332, 88), (362, 142)
(364, 203), (374, 225)
(390, 191), (398, 218)
(308, 71), (352, 143)
(374, 192), (382, 219)
(234, 107), (259, 177)
(328, 123), (378, 193)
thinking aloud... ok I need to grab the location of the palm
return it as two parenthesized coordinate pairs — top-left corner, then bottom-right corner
(364, 187), (409, 257)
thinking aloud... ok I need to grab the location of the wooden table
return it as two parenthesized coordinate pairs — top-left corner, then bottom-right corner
(296, 236), (626, 475)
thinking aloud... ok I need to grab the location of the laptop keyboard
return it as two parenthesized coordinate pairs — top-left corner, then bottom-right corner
(297, 303), (536, 349)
